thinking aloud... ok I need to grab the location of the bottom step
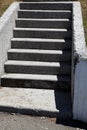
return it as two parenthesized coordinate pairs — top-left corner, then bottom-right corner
(1, 74), (71, 89)
(0, 87), (72, 119)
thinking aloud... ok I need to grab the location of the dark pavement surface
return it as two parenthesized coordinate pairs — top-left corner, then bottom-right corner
(0, 112), (87, 130)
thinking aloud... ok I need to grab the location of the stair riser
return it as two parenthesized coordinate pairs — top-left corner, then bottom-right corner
(20, 3), (72, 10)
(5, 64), (71, 75)
(13, 30), (71, 39)
(1, 78), (70, 89)
(18, 11), (71, 19)
(11, 40), (71, 50)
(16, 20), (71, 29)
(8, 52), (71, 62)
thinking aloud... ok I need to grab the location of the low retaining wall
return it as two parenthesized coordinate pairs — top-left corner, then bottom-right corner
(0, 2), (19, 84)
(72, 2), (87, 122)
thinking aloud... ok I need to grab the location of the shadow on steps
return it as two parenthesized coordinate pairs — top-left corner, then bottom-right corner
(54, 90), (72, 120)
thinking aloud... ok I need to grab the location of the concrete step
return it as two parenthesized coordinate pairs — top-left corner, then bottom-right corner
(1, 73), (70, 89)
(4, 60), (71, 75)
(11, 38), (71, 50)
(13, 28), (71, 39)
(0, 87), (72, 119)
(8, 49), (71, 62)
(18, 10), (71, 19)
(16, 18), (71, 29)
(20, 2), (72, 10)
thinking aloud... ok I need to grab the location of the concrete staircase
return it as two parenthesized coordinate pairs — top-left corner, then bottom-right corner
(1, 1), (72, 90)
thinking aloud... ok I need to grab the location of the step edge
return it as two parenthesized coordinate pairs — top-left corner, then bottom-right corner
(5, 60), (70, 67)
(16, 18), (70, 21)
(18, 9), (71, 13)
(19, 1), (73, 4)
(11, 38), (66, 42)
(8, 49), (64, 54)
(14, 27), (69, 31)
(1, 73), (70, 82)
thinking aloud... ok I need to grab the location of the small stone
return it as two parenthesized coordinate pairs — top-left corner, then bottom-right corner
(41, 117), (46, 120)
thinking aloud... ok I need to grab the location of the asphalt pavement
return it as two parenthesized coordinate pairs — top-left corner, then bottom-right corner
(0, 112), (86, 130)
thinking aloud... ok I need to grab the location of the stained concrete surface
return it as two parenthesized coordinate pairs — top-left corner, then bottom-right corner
(0, 87), (71, 119)
(0, 112), (86, 130)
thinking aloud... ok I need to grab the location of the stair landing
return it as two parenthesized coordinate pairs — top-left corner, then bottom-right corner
(0, 87), (72, 119)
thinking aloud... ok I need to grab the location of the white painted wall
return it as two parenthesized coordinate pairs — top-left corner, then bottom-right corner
(0, 2), (19, 84)
(73, 2), (87, 122)
(73, 60), (87, 122)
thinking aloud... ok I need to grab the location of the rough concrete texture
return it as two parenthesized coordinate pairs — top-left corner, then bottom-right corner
(0, 112), (86, 130)
(18, 9), (71, 19)
(72, 2), (86, 59)
(0, 87), (72, 119)
(20, 2), (72, 10)
(0, 2), (19, 83)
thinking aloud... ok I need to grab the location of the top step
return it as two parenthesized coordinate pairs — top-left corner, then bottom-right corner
(20, 2), (72, 10)
(22, 0), (72, 2)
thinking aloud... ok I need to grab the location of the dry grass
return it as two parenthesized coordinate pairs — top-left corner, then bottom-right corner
(0, 0), (87, 43)
(79, 0), (87, 43)
(0, 0), (21, 16)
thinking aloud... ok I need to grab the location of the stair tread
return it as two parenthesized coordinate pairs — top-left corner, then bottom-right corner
(18, 9), (71, 13)
(11, 38), (66, 42)
(16, 18), (70, 21)
(20, 1), (72, 3)
(14, 27), (68, 32)
(8, 49), (67, 54)
(5, 60), (70, 67)
(1, 73), (70, 82)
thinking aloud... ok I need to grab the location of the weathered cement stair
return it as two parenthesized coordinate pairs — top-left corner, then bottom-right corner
(0, 1), (72, 119)
(1, 1), (72, 89)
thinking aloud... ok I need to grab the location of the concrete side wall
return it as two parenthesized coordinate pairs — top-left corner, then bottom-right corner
(0, 2), (19, 84)
(73, 61), (87, 122)
(73, 2), (87, 122)
(72, 2), (86, 59)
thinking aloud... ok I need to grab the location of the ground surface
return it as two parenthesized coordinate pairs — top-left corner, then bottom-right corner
(0, 87), (72, 119)
(0, 112), (86, 130)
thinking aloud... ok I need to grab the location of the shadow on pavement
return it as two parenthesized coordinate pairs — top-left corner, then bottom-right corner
(54, 90), (72, 119)
(54, 90), (87, 129)
(56, 119), (87, 129)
